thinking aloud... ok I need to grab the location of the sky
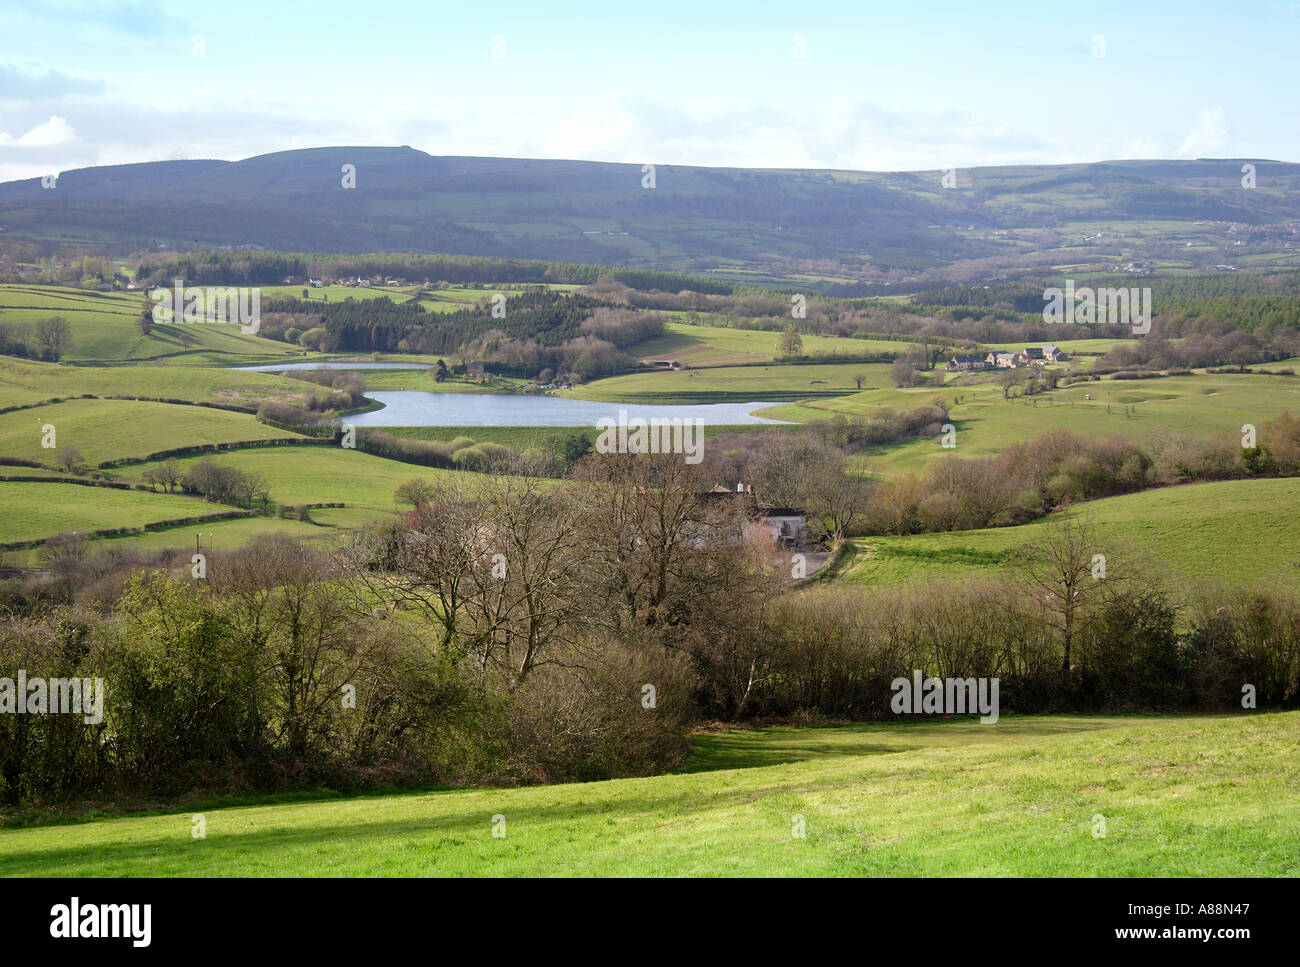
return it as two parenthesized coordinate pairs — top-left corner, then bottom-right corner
(2, 0), (1298, 182)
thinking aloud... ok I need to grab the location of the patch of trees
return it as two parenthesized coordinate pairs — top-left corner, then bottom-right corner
(135, 251), (740, 294)
(175, 457), (272, 509)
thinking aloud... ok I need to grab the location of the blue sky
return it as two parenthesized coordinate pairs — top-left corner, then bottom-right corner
(2, 0), (1297, 181)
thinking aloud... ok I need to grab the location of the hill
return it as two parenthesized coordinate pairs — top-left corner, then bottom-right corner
(4, 149), (1299, 282)
(838, 477), (1300, 589)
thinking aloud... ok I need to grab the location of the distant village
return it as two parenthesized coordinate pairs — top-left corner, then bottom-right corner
(947, 345), (1068, 372)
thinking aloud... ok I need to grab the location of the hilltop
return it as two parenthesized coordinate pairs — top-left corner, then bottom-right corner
(4, 148), (1299, 283)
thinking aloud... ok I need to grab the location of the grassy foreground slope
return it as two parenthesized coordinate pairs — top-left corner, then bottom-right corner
(841, 477), (1300, 589)
(2, 713), (1293, 876)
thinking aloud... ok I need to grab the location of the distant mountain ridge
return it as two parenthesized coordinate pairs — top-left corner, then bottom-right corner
(3, 147), (1298, 281)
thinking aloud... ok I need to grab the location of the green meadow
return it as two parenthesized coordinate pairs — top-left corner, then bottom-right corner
(124, 445), (467, 511)
(2, 712), (1293, 876)
(0, 284), (301, 363)
(0, 398), (299, 466)
(802, 370), (1300, 476)
(627, 321), (909, 368)
(840, 477), (1300, 589)
(0, 482), (229, 544)
(575, 361), (891, 402)
(0, 357), (306, 409)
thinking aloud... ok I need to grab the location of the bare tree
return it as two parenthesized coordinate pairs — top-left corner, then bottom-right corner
(34, 316), (71, 360)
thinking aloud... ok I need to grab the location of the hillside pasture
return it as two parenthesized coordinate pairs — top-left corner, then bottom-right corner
(0, 712), (1293, 876)
(839, 477), (1300, 589)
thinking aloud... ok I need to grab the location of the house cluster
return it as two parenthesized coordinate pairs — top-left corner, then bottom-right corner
(281, 276), (410, 289)
(947, 345), (1068, 372)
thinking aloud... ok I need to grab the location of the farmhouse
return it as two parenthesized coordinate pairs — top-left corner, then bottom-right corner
(702, 483), (809, 549)
(987, 352), (1019, 368)
(466, 361), (486, 379)
(947, 353), (986, 371)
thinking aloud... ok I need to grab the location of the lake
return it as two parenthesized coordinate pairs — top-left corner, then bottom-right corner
(346, 392), (789, 427)
(236, 361), (430, 372)
(232, 362), (789, 426)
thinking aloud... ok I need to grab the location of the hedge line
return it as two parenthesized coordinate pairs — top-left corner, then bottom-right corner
(0, 510), (257, 551)
(97, 437), (332, 469)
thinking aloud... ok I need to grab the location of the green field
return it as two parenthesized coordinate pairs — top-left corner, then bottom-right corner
(2, 712), (1293, 876)
(795, 370), (1300, 476)
(0, 398), (300, 466)
(627, 321), (910, 368)
(841, 477), (1300, 589)
(0, 482), (233, 544)
(125, 445), (467, 511)
(0, 357), (307, 409)
(575, 362), (893, 403)
(0, 284), (303, 363)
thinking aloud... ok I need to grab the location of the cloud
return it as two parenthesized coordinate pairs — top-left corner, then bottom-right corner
(0, 116), (78, 148)
(0, 62), (104, 100)
(1175, 107), (1231, 158)
(9, 0), (185, 37)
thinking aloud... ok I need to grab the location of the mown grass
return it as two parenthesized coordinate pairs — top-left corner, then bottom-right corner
(1, 713), (1293, 876)
(840, 477), (1300, 589)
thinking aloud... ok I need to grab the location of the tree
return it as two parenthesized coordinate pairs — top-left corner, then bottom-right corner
(53, 447), (85, 474)
(34, 316), (71, 360)
(395, 477), (437, 507)
(854, 373), (866, 390)
(153, 458), (182, 493)
(138, 296), (153, 335)
(778, 325), (803, 357)
(998, 368), (1021, 400)
(559, 431), (592, 464)
(890, 357), (923, 388)
(1010, 516), (1120, 673)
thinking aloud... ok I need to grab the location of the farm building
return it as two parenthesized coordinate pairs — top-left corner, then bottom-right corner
(947, 354), (986, 371)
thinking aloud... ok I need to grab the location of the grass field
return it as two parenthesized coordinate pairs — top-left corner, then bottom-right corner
(0, 398), (300, 465)
(801, 370), (1300, 476)
(0, 482), (231, 544)
(0, 358), (306, 409)
(2, 712), (1293, 876)
(124, 445), (467, 511)
(0, 284), (303, 363)
(575, 362), (893, 402)
(839, 477), (1300, 589)
(627, 321), (911, 368)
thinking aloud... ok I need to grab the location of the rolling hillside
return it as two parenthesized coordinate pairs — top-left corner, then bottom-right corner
(4, 149), (1299, 280)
